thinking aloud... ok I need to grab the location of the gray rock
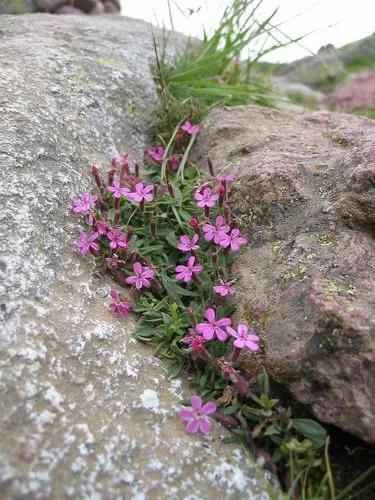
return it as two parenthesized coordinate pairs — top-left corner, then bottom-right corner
(276, 33), (375, 91)
(196, 105), (375, 443)
(0, 14), (277, 499)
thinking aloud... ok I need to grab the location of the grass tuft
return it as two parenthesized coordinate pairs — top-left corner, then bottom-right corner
(150, 0), (303, 141)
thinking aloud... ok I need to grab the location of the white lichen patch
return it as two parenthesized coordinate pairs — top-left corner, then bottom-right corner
(139, 389), (160, 411)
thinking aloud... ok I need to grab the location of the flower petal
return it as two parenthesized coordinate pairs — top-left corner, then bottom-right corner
(186, 419), (199, 433)
(198, 418), (212, 434)
(179, 408), (194, 421)
(202, 402), (217, 415)
(133, 262), (142, 275)
(190, 395), (202, 411)
(205, 308), (215, 323)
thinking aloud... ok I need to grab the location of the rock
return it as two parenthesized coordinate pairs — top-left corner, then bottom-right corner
(73, 0), (97, 14)
(276, 33), (375, 90)
(0, 0), (121, 15)
(324, 71), (375, 114)
(276, 51), (345, 90)
(0, 14), (277, 498)
(55, 4), (85, 15)
(35, 0), (65, 11)
(271, 77), (324, 113)
(0, 0), (37, 14)
(196, 105), (375, 443)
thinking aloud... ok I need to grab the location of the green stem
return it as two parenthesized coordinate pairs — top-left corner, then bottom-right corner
(177, 134), (196, 182)
(325, 437), (336, 500)
(125, 207), (138, 229)
(161, 121), (184, 182)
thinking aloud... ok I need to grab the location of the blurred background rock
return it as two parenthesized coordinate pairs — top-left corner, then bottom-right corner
(0, 0), (120, 15)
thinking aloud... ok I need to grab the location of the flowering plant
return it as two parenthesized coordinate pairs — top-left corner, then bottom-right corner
(71, 120), (327, 485)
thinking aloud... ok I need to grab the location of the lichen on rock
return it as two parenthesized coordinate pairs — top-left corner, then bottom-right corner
(196, 104), (375, 443)
(0, 14), (277, 499)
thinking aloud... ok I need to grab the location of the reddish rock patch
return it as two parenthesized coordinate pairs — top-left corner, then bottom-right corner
(324, 70), (375, 112)
(197, 105), (375, 443)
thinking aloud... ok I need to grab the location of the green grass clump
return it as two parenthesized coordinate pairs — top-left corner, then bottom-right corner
(151, 0), (301, 141)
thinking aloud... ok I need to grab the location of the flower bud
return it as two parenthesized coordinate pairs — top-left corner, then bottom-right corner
(134, 162), (140, 178)
(218, 185), (225, 207)
(114, 209), (121, 226)
(192, 273), (202, 286)
(207, 155), (215, 176)
(108, 168), (116, 186)
(213, 413), (239, 430)
(186, 307), (197, 327)
(149, 219), (157, 237)
(224, 203), (230, 224)
(126, 229), (133, 243)
(189, 217), (199, 229)
(91, 164), (102, 189)
(120, 163), (130, 182)
(167, 183), (175, 198)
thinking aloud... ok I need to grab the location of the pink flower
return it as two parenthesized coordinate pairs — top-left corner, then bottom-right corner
(72, 192), (97, 214)
(106, 254), (119, 268)
(168, 154), (181, 171)
(74, 231), (99, 256)
(218, 228), (247, 252)
(196, 308), (231, 341)
(181, 121), (200, 136)
(107, 228), (128, 250)
(177, 234), (200, 252)
(112, 154), (130, 167)
(127, 183), (154, 203)
(194, 187), (219, 208)
(125, 262), (155, 289)
(175, 256), (203, 283)
(214, 281), (234, 297)
(96, 220), (108, 235)
(215, 175), (235, 182)
(107, 180), (130, 199)
(227, 324), (259, 351)
(202, 215), (229, 244)
(179, 395), (216, 434)
(181, 331), (207, 352)
(108, 289), (132, 317)
(147, 145), (165, 163)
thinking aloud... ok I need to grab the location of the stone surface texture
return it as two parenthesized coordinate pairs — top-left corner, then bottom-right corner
(197, 105), (375, 443)
(324, 70), (375, 113)
(0, 15), (277, 499)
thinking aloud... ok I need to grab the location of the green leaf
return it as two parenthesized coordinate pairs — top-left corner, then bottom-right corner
(222, 403), (241, 415)
(161, 274), (197, 300)
(259, 369), (269, 396)
(264, 424), (280, 436)
(134, 324), (155, 339)
(167, 363), (183, 380)
(292, 419), (327, 449)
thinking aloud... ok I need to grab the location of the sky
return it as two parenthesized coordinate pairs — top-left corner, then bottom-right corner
(120, 0), (375, 62)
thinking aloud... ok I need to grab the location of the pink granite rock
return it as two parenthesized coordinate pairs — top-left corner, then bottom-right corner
(197, 105), (375, 443)
(324, 71), (375, 113)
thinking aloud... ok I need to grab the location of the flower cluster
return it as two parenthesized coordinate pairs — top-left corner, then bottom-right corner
(71, 120), (259, 437)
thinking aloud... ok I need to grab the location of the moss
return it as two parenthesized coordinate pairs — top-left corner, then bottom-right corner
(1, 0), (36, 14)
(328, 133), (351, 148)
(355, 107), (375, 119)
(281, 265), (309, 282)
(345, 54), (375, 73)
